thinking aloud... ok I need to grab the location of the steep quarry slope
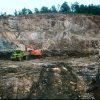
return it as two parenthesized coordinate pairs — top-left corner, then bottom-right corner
(0, 14), (100, 52)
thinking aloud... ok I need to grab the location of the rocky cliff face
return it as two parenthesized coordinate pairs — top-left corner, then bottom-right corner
(0, 14), (100, 52)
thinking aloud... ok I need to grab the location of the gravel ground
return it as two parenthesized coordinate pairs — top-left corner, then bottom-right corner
(0, 56), (99, 99)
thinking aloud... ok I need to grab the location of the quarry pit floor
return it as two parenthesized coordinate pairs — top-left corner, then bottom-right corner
(0, 56), (99, 67)
(0, 56), (99, 99)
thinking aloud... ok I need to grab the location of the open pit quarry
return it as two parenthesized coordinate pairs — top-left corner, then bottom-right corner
(0, 13), (100, 99)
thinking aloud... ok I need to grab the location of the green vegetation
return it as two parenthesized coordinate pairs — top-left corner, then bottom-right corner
(0, 1), (100, 16)
(14, 8), (33, 16)
(59, 2), (70, 13)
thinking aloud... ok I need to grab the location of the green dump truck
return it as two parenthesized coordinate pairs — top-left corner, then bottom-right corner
(11, 50), (29, 61)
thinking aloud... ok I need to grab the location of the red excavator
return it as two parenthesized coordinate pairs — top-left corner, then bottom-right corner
(25, 44), (42, 57)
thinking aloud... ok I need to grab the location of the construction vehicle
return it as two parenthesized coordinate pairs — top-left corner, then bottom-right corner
(10, 44), (42, 61)
(11, 50), (29, 61)
(25, 44), (42, 57)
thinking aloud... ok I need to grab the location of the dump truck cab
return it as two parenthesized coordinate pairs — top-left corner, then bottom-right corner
(11, 50), (29, 61)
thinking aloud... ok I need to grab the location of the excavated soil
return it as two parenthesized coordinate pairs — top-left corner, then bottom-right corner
(0, 56), (100, 99)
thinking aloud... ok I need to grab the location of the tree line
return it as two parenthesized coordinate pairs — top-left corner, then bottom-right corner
(0, 1), (100, 17)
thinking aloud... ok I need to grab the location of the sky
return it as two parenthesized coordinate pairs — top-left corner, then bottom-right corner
(0, 0), (100, 14)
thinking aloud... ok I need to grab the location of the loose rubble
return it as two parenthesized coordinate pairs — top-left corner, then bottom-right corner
(0, 56), (100, 99)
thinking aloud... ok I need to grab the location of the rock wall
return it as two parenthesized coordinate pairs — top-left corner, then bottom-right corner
(0, 14), (100, 52)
